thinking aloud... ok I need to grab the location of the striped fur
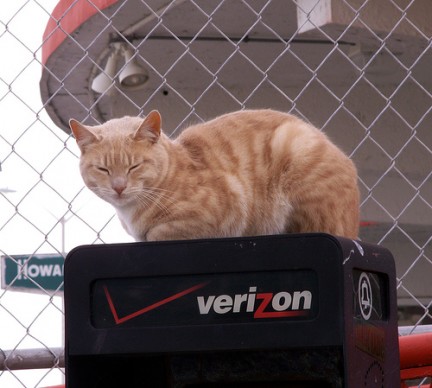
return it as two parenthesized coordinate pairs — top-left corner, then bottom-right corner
(70, 109), (359, 241)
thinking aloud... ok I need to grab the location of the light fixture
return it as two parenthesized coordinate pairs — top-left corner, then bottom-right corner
(91, 43), (148, 94)
(118, 46), (148, 90)
(91, 48), (118, 94)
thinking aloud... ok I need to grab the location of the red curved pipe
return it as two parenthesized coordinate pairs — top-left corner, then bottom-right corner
(42, 0), (118, 65)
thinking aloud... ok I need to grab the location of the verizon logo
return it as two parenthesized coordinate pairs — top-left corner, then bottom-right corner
(197, 287), (312, 319)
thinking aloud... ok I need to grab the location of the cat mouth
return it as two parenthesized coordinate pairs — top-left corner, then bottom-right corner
(110, 191), (139, 207)
(96, 190), (129, 206)
(111, 192), (130, 203)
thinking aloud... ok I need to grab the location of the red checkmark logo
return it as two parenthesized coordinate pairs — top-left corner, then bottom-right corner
(103, 282), (208, 325)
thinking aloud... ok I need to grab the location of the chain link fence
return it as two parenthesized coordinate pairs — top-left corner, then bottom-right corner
(1, 0), (432, 386)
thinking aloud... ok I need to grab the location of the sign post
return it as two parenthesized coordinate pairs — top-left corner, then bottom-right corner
(1, 254), (64, 293)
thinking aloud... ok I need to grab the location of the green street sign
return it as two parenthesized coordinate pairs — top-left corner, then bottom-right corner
(1, 254), (64, 293)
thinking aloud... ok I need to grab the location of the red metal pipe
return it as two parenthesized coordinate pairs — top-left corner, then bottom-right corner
(400, 332), (432, 370)
(42, 0), (118, 65)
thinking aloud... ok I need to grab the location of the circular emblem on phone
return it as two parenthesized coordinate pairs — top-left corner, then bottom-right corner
(358, 272), (373, 320)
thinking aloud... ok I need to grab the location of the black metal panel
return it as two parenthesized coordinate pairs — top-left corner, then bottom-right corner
(64, 233), (399, 387)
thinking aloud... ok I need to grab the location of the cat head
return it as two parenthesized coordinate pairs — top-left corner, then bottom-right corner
(69, 110), (167, 208)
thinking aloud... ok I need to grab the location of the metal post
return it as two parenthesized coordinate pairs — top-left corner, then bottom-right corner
(0, 348), (64, 371)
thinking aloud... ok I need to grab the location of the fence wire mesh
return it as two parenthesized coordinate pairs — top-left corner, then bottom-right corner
(1, 0), (432, 386)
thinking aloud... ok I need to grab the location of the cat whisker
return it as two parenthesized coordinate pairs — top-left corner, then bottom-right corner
(125, 187), (170, 211)
(136, 194), (154, 211)
(142, 186), (175, 194)
(145, 190), (181, 211)
(136, 191), (172, 215)
(86, 186), (113, 196)
(87, 185), (179, 215)
(141, 187), (184, 214)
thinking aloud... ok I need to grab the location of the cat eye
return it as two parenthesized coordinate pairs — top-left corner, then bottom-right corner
(96, 166), (110, 175)
(128, 164), (141, 173)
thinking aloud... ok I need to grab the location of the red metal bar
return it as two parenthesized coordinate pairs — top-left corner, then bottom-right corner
(43, 386), (65, 388)
(400, 332), (432, 388)
(42, 0), (118, 65)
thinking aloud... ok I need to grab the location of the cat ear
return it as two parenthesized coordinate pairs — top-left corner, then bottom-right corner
(133, 110), (161, 143)
(69, 119), (99, 151)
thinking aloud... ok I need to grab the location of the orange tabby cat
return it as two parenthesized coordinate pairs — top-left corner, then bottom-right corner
(70, 109), (359, 241)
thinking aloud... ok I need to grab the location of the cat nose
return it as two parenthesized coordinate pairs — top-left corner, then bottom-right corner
(114, 185), (125, 195)
(112, 178), (127, 195)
